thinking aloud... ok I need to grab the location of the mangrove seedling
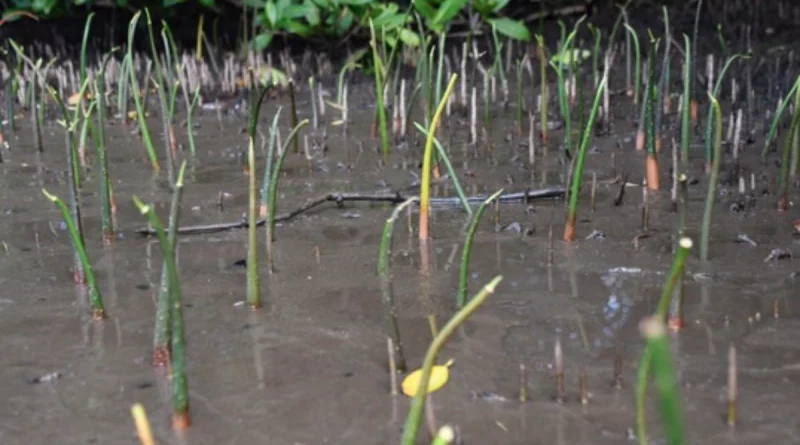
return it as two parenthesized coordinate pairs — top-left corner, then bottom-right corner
(636, 237), (692, 445)
(563, 74), (607, 241)
(43, 189), (106, 319)
(134, 191), (190, 430)
(702, 54), (745, 172)
(377, 197), (418, 374)
(153, 162), (188, 366)
(700, 93), (722, 261)
(370, 20), (391, 162)
(265, 119), (310, 269)
(458, 189), (503, 307)
(645, 34), (660, 191)
(400, 275), (503, 445)
(127, 11), (159, 171)
(419, 74), (457, 240)
(640, 317), (685, 445)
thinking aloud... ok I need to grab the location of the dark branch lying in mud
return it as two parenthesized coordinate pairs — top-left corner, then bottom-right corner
(135, 187), (566, 236)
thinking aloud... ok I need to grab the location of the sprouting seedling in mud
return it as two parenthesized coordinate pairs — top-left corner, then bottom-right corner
(245, 71), (271, 309)
(700, 93), (722, 262)
(42, 189), (105, 320)
(636, 237), (692, 445)
(400, 276), (503, 445)
(644, 31), (660, 191)
(45, 77), (93, 283)
(152, 162), (188, 366)
(419, 73), (457, 241)
(458, 190), (503, 307)
(369, 20), (391, 162)
(133, 164), (190, 431)
(377, 197), (418, 378)
(549, 16), (587, 157)
(563, 71), (607, 242)
(126, 11), (159, 171)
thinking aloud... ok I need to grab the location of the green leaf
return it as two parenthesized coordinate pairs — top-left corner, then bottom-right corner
(338, 0), (373, 5)
(305, 4), (320, 26)
(399, 28), (421, 47)
(432, 0), (467, 28)
(265, 1), (278, 26)
(284, 3), (311, 19)
(414, 0), (436, 22)
(243, 0), (262, 6)
(336, 8), (354, 35)
(254, 33), (273, 51)
(490, 0), (510, 13)
(284, 20), (311, 36)
(488, 17), (530, 41)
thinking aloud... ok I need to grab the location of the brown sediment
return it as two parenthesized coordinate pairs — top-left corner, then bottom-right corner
(432, 164), (442, 179)
(635, 129), (645, 151)
(153, 347), (171, 368)
(259, 203), (268, 219)
(172, 410), (191, 431)
(655, 135), (662, 153)
(690, 99), (698, 123)
(646, 154), (660, 191)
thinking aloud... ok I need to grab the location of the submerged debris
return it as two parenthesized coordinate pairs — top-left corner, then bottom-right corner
(28, 371), (62, 385)
(734, 233), (757, 247)
(586, 229), (606, 240)
(764, 248), (792, 262)
(470, 391), (511, 403)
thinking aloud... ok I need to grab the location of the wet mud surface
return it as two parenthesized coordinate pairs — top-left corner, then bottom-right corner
(1, 26), (800, 445)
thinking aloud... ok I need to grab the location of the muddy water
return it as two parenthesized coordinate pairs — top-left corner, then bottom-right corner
(0, 70), (798, 445)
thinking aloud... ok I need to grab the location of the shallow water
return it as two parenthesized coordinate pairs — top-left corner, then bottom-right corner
(1, 52), (799, 445)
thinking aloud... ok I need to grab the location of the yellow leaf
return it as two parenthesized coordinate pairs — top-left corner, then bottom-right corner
(401, 359), (453, 397)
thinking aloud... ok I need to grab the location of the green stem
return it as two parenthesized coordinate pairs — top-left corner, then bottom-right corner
(127, 11), (159, 171)
(133, 181), (190, 426)
(641, 318), (685, 445)
(762, 75), (800, 162)
(703, 54), (745, 168)
(145, 8), (175, 183)
(636, 237), (692, 445)
(288, 80), (300, 154)
(623, 24), (641, 105)
(377, 197), (417, 373)
(700, 94), (722, 261)
(154, 163), (187, 362)
(268, 119), (310, 242)
(370, 20), (390, 162)
(565, 75), (607, 239)
(680, 35), (691, 166)
(412, 122), (471, 214)
(42, 189), (105, 319)
(400, 275), (503, 445)
(457, 190), (503, 307)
